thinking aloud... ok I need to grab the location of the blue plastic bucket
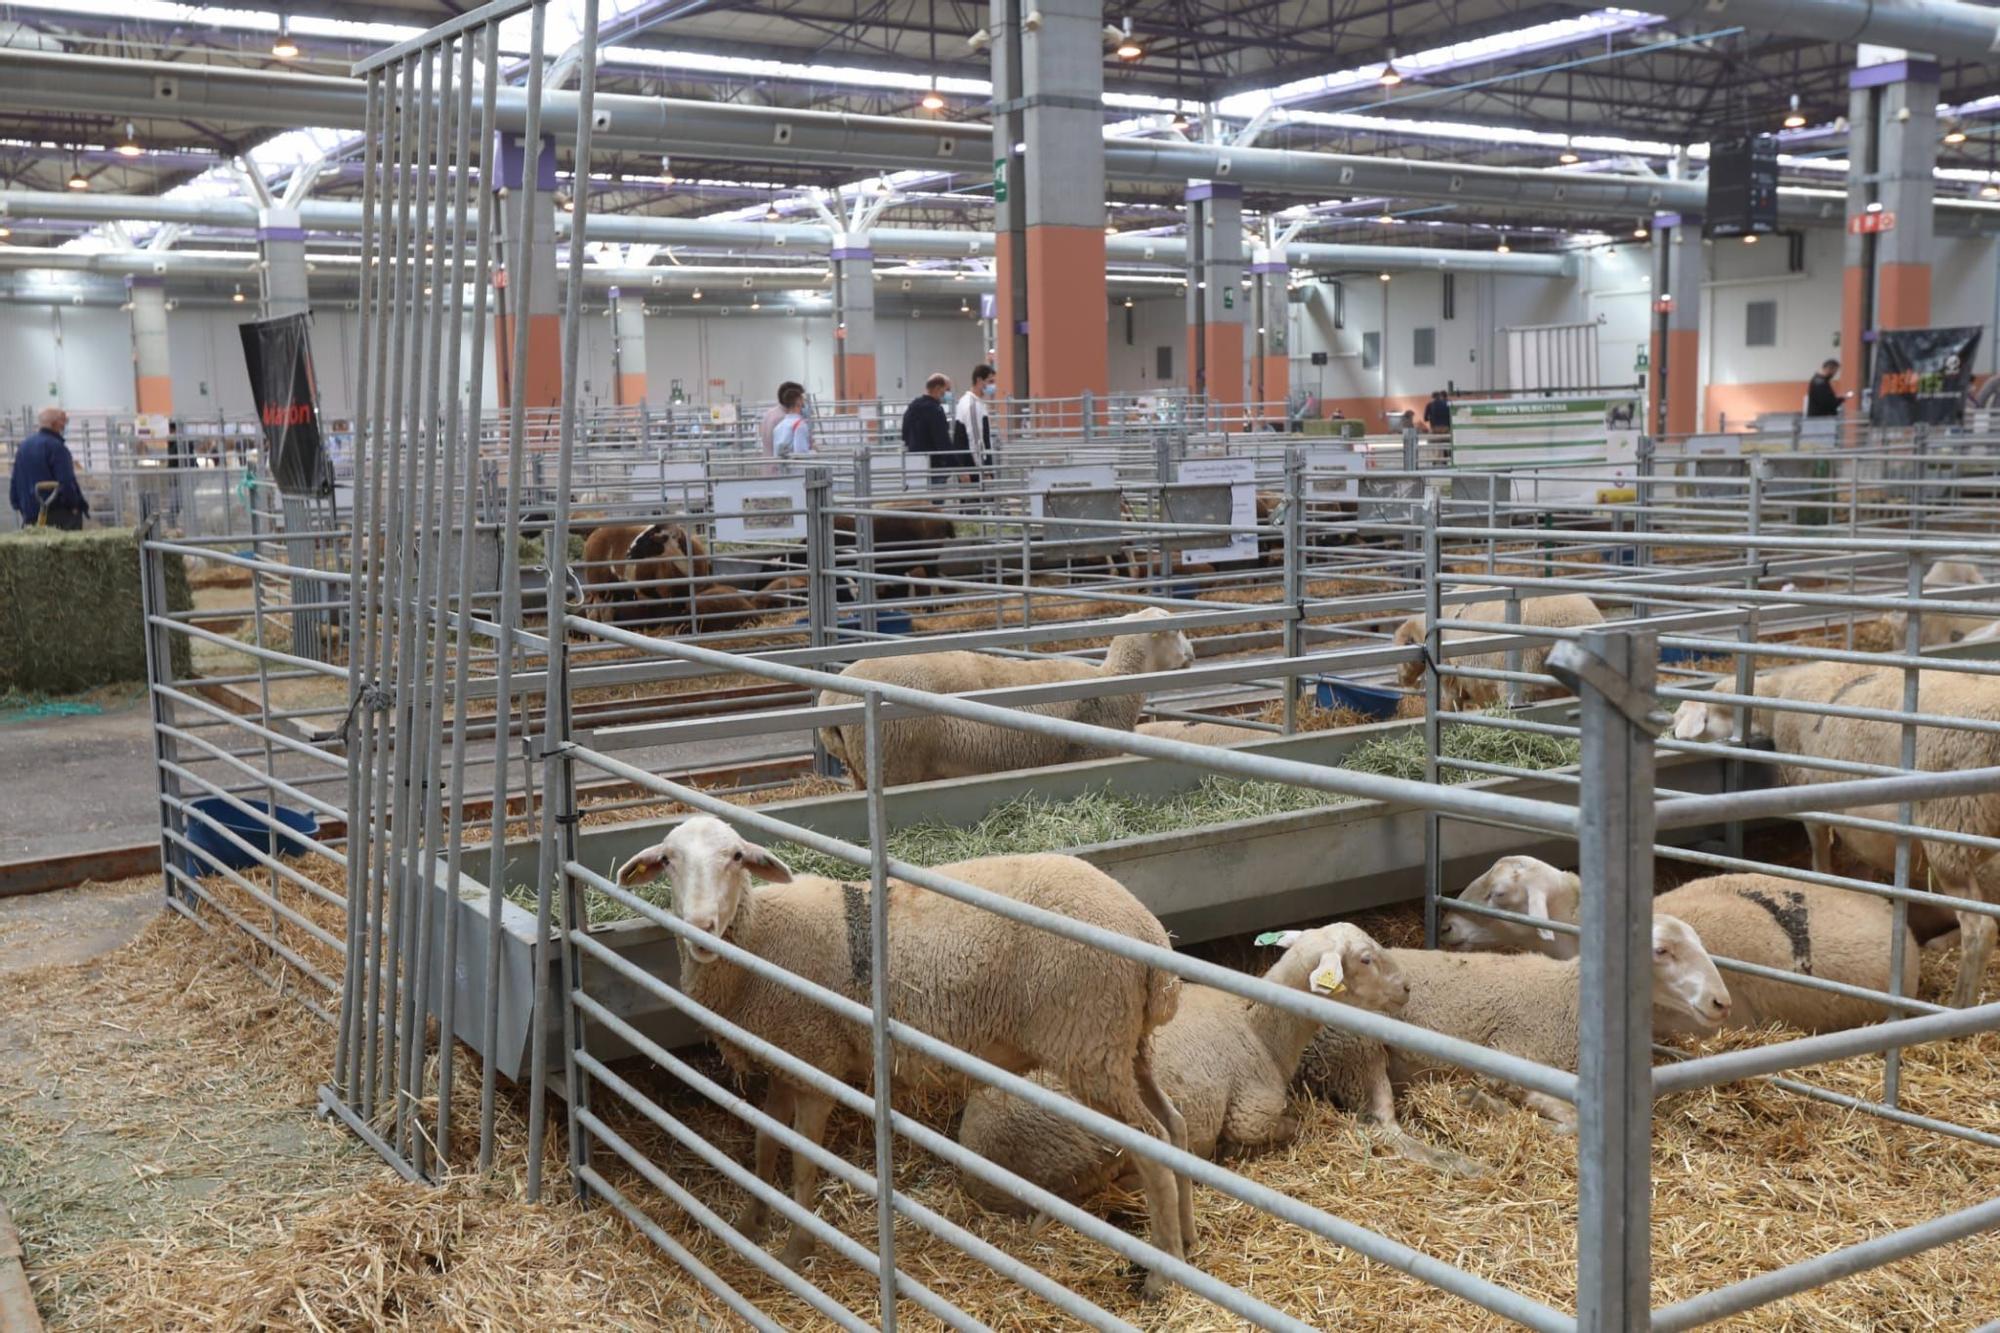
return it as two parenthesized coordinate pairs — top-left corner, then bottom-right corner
(184, 797), (317, 873)
(838, 610), (914, 635)
(1314, 677), (1402, 719)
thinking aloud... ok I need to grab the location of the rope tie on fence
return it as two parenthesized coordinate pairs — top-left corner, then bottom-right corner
(336, 681), (394, 744)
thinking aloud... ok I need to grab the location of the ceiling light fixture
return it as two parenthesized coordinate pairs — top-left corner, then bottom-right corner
(765, 196), (782, 221)
(1982, 181), (2000, 200)
(1496, 233), (1511, 254)
(921, 80), (945, 111)
(692, 287), (703, 301)
(116, 122), (142, 158)
(1633, 222), (1650, 239)
(1944, 122), (1968, 145)
(1378, 55), (1403, 87)
(1378, 271), (1391, 282)
(66, 161), (88, 190)
(1123, 295), (1134, 308)
(1783, 94), (1806, 130)
(232, 286), (245, 303)
(1558, 142), (1580, 164)
(1112, 16), (1142, 60)
(271, 17), (299, 59)
(1378, 209), (1395, 224)
(1742, 233), (1759, 244)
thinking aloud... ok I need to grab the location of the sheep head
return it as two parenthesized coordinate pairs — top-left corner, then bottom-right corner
(1392, 616), (1425, 690)
(1440, 855), (1579, 957)
(1117, 606), (1195, 673)
(615, 815), (793, 965)
(1651, 914), (1731, 1030)
(1262, 922), (1408, 1015)
(1669, 697), (1737, 744)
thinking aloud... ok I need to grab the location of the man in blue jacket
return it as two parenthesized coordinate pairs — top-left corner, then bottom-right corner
(900, 372), (955, 486)
(8, 408), (87, 529)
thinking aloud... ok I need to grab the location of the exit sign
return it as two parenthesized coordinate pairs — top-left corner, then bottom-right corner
(1848, 210), (1897, 235)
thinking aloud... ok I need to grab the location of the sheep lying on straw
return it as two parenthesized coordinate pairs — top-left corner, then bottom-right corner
(1393, 593), (1605, 710)
(1441, 855), (1922, 1033)
(1672, 661), (1999, 1006)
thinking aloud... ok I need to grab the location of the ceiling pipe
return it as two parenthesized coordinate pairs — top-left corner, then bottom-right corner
(1541, 0), (2000, 60)
(2, 47), (1995, 234)
(0, 189), (1578, 274)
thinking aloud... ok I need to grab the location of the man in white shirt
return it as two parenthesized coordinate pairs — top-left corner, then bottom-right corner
(758, 379), (803, 456)
(953, 363), (997, 470)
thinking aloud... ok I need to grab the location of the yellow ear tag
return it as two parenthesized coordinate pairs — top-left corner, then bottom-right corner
(1310, 964), (1346, 995)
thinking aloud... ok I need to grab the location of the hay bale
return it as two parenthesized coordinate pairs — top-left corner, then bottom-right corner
(0, 527), (190, 693)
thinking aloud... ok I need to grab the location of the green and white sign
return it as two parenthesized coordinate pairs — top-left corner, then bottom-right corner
(1452, 394), (1644, 506)
(992, 157), (1008, 203)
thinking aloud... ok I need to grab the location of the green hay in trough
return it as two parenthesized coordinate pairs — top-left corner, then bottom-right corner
(549, 715), (1579, 927)
(0, 527), (190, 693)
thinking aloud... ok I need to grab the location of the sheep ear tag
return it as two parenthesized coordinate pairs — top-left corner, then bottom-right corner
(1309, 956), (1346, 995)
(1256, 930), (1300, 947)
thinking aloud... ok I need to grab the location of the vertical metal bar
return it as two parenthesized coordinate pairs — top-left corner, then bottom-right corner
(1573, 624), (1656, 1332)
(431, 23), (481, 1171)
(536, 0), (601, 1204)
(1421, 491), (1444, 948)
(243, 492), (284, 964)
(483, 0), (546, 1162)
(1281, 447), (1303, 735)
(1886, 550), (1923, 1104)
(864, 692), (898, 1330)
(465, 16), (507, 1175)
(1726, 458), (1764, 862)
(138, 521), (185, 914)
(807, 466), (836, 776)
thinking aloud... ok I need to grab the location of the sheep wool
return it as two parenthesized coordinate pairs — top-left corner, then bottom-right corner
(1393, 593), (1605, 710)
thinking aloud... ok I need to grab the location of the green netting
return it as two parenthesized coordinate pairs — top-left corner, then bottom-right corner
(0, 527), (191, 693)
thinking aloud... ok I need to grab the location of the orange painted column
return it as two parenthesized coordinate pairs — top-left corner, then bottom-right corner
(1647, 214), (1703, 436)
(1250, 254), (1290, 419)
(987, 0), (1106, 426)
(126, 276), (174, 416)
(831, 244), (879, 406)
(608, 286), (648, 406)
(491, 132), (563, 412)
(1843, 57), (1938, 394)
(1185, 180), (1246, 415)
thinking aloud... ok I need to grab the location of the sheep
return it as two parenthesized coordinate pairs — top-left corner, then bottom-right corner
(1438, 855), (1922, 1033)
(1302, 915), (1731, 1129)
(954, 922), (1479, 1216)
(615, 816), (1194, 1298)
(816, 607), (1195, 788)
(1671, 660), (1998, 1006)
(579, 521), (708, 624)
(1392, 593), (1606, 710)
(1135, 720), (1273, 747)
(1885, 560), (2000, 649)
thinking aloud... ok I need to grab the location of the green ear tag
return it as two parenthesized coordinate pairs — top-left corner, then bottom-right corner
(1254, 931), (1287, 946)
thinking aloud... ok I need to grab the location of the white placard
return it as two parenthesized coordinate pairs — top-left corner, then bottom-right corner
(1176, 456), (1258, 564)
(1026, 464), (1119, 518)
(708, 402), (739, 427)
(1302, 446), (1367, 502)
(713, 476), (807, 542)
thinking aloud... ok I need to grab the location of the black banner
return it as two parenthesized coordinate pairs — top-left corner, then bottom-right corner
(1871, 326), (1983, 427)
(1705, 134), (1779, 239)
(240, 312), (332, 496)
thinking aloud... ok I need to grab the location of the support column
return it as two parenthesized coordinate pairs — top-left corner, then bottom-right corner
(990, 0), (1106, 419)
(608, 286), (648, 406)
(832, 240), (877, 404)
(1648, 213), (1703, 437)
(1186, 181), (1247, 414)
(1843, 55), (1939, 387)
(258, 205), (310, 320)
(1250, 248), (1290, 420)
(126, 275), (173, 416)
(491, 132), (562, 410)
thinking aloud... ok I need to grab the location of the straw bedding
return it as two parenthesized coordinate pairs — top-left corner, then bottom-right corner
(7, 869), (1997, 1331)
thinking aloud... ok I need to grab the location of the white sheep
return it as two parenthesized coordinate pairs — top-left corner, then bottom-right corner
(1302, 915), (1731, 1129)
(1439, 856), (1922, 1033)
(954, 922), (1479, 1215)
(1885, 560), (2000, 649)
(1672, 661), (1998, 1006)
(1393, 593), (1606, 711)
(817, 607), (1195, 788)
(1135, 719), (1273, 747)
(615, 816), (1194, 1299)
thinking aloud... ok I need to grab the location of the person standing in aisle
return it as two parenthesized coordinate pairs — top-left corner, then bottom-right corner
(759, 380), (803, 455)
(901, 372), (954, 486)
(770, 383), (814, 457)
(8, 407), (87, 529)
(953, 363), (997, 473)
(1806, 359), (1845, 417)
(1422, 389), (1452, 435)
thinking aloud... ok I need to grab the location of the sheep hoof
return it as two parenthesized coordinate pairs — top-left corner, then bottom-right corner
(779, 1236), (817, 1270)
(731, 1204), (773, 1244)
(1140, 1268), (1174, 1303)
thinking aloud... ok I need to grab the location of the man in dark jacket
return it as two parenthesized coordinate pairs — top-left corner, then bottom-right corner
(1422, 389), (1452, 433)
(1806, 359), (1844, 417)
(901, 372), (956, 485)
(8, 407), (86, 529)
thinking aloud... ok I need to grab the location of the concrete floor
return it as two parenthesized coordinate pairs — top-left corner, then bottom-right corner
(0, 696), (161, 862)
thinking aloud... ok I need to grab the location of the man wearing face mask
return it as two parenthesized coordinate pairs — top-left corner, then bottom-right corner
(954, 363), (997, 472)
